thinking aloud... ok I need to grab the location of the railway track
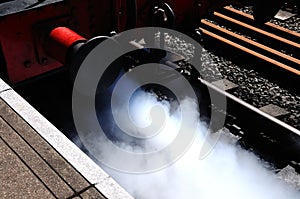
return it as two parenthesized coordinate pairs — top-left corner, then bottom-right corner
(199, 6), (300, 82)
(195, 4), (300, 132)
(194, 5), (300, 172)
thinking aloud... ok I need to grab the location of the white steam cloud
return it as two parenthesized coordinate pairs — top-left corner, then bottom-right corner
(94, 90), (299, 199)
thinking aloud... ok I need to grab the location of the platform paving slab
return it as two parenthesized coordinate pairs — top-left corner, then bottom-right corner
(0, 98), (106, 198)
(0, 78), (133, 199)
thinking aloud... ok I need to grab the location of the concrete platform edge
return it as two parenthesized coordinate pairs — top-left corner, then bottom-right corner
(0, 78), (133, 199)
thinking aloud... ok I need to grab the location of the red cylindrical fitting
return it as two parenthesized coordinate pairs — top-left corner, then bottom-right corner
(44, 27), (87, 64)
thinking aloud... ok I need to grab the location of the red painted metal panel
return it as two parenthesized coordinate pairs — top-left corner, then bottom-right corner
(0, 0), (113, 83)
(0, 0), (207, 83)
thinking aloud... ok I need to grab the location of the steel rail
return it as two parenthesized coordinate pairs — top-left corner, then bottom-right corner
(213, 11), (300, 49)
(199, 27), (300, 75)
(223, 6), (300, 39)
